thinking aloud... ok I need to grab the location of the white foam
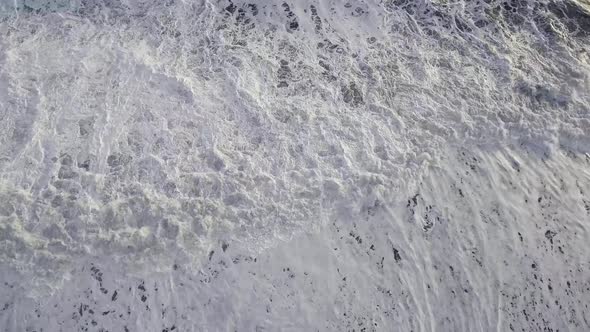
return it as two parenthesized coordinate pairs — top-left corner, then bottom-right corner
(1, 0), (589, 330)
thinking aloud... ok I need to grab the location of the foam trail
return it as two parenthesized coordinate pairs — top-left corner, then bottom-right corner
(0, 0), (589, 331)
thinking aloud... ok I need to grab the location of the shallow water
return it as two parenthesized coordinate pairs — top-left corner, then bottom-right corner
(0, 0), (589, 331)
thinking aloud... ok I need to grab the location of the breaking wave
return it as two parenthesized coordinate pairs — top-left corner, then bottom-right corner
(0, 0), (589, 330)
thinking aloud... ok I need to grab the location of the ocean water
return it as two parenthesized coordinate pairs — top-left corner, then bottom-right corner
(0, 0), (589, 330)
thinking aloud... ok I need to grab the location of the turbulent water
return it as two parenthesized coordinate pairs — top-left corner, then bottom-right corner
(0, 0), (589, 330)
